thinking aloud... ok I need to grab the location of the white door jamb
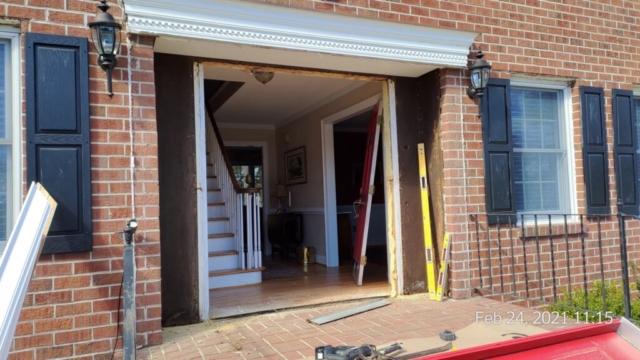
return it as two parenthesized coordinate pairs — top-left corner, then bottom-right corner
(194, 62), (210, 321)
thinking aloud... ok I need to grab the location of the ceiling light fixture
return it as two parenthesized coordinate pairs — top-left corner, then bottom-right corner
(252, 70), (275, 85)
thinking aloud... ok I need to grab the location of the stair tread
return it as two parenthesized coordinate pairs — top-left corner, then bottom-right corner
(208, 202), (225, 206)
(208, 233), (234, 239)
(208, 217), (230, 221)
(207, 175), (217, 178)
(207, 189), (221, 192)
(209, 250), (238, 257)
(209, 267), (265, 277)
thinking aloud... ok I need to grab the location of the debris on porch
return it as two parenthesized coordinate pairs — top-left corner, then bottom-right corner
(137, 295), (571, 359)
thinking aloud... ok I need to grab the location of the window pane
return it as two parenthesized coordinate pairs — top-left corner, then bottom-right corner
(511, 87), (565, 213)
(0, 39), (11, 252)
(253, 166), (263, 188)
(514, 152), (562, 213)
(0, 42), (6, 243)
(512, 89), (525, 147)
(0, 145), (8, 241)
(0, 42), (5, 139)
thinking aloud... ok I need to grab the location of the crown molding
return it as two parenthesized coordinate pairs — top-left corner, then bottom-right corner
(124, 0), (476, 68)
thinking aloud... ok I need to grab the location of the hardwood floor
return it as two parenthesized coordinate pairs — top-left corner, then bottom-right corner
(209, 258), (391, 319)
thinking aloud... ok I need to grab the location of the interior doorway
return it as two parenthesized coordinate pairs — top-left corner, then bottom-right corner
(225, 141), (270, 254)
(332, 110), (388, 271)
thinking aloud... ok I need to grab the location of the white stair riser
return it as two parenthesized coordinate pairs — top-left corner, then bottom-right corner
(208, 220), (229, 234)
(208, 204), (226, 217)
(207, 191), (223, 203)
(208, 236), (235, 252)
(207, 177), (218, 189)
(209, 271), (262, 289)
(209, 254), (239, 272)
(207, 166), (215, 177)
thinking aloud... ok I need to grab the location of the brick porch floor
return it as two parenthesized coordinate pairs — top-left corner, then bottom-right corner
(136, 295), (571, 359)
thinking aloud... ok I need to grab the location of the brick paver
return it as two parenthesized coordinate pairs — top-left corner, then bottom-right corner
(137, 295), (571, 359)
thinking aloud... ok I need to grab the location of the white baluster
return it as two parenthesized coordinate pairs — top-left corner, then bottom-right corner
(246, 193), (254, 269)
(238, 194), (245, 269)
(256, 193), (262, 268)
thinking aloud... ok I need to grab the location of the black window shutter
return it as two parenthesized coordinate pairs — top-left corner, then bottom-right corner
(26, 33), (92, 254)
(482, 78), (516, 224)
(580, 86), (610, 215)
(612, 89), (639, 215)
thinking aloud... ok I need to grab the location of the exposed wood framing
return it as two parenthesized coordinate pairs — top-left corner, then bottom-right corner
(200, 59), (387, 82)
(393, 70), (443, 295)
(418, 71), (445, 254)
(156, 53), (201, 326)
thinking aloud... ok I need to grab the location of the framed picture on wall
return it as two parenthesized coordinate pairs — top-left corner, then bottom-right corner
(284, 146), (307, 185)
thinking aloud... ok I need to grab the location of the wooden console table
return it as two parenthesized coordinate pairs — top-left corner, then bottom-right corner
(267, 213), (302, 261)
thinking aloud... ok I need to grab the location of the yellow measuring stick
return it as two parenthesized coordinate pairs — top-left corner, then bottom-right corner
(435, 233), (451, 301)
(418, 143), (437, 300)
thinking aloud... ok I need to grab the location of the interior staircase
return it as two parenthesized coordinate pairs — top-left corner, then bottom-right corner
(206, 162), (263, 290)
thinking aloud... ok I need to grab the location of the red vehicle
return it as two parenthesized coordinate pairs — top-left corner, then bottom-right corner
(420, 318), (640, 360)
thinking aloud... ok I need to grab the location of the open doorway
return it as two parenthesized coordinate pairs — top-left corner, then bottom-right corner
(332, 110), (387, 271)
(201, 64), (393, 319)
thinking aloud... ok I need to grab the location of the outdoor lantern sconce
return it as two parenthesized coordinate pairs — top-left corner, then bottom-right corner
(467, 49), (492, 117)
(88, 0), (122, 98)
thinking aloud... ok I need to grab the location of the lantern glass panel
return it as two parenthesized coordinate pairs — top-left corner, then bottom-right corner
(90, 27), (102, 54)
(470, 68), (482, 89)
(99, 26), (116, 55)
(480, 67), (491, 88)
(113, 27), (121, 55)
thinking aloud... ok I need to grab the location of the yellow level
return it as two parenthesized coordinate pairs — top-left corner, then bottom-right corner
(418, 143), (437, 300)
(435, 233), (451, 301)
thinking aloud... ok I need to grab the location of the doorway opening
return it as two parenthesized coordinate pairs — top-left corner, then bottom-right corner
(200, 63), (394, 319)
(332, 110), (387, 272)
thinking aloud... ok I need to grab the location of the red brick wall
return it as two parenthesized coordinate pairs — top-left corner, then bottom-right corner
(243, 0), (640, 298)
(5, 0), (640, 356)
(5, 1), (161, 359)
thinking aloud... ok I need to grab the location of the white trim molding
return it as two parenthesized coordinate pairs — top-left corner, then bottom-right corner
(124, 0), (476, 69)
(0, 183), (56, 360)
(193, 63), (209, 321)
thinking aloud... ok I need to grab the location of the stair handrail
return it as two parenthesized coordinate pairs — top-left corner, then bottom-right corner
(205, 102), (263, 194)
(206, 102), (242, 191)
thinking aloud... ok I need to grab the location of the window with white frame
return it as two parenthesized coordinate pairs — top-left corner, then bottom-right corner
(511, 86), (572, 214)
(0, 32), (19, 254)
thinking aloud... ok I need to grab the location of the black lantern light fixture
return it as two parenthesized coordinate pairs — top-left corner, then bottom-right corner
(88, 0), (122, 97)
(467, 48), (492, 116)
